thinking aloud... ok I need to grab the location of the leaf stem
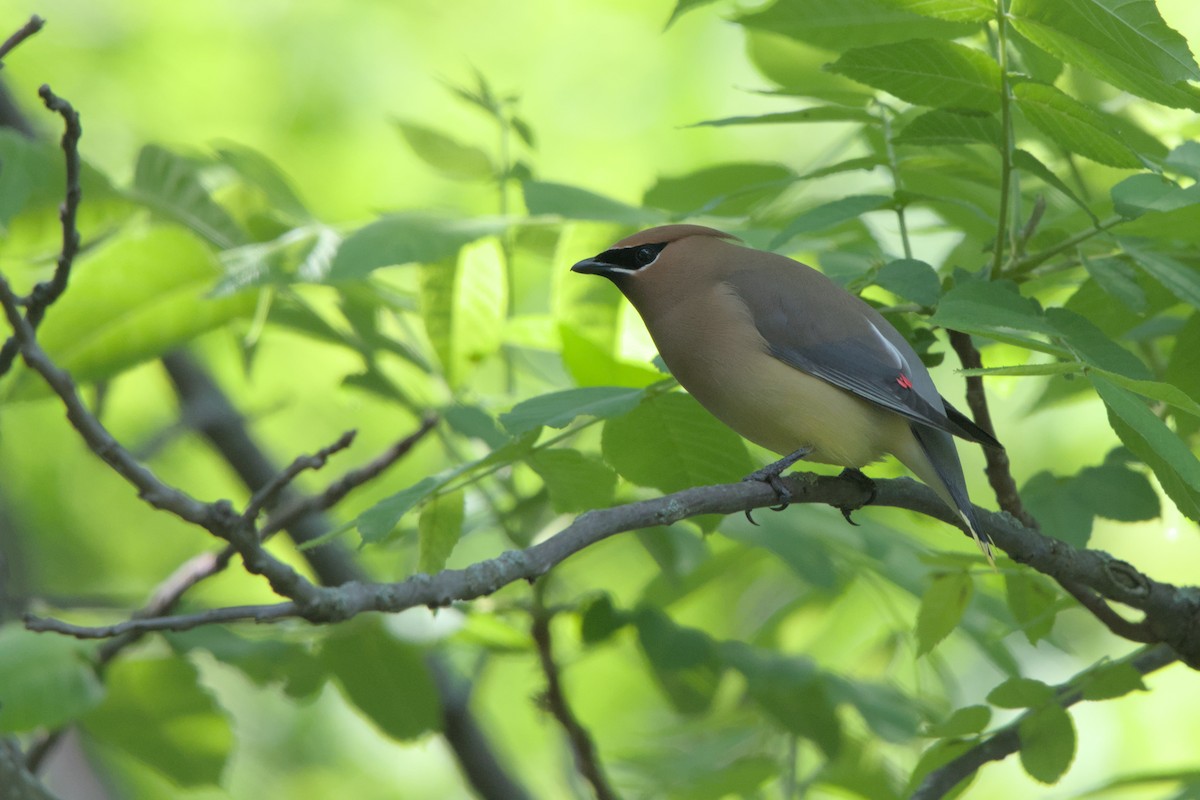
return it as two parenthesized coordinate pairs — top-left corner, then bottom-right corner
(990, 0), (1014, 280)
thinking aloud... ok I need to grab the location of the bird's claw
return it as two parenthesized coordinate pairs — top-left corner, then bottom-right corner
(836, 467), (876, 526)
(742, 446), (812, 525)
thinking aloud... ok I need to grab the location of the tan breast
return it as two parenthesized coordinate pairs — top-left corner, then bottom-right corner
(642, 282), (904, 468)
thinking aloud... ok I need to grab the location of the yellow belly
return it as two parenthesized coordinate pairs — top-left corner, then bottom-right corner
(646, 284), (907, 468)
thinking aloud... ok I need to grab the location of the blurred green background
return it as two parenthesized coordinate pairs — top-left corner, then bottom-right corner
(4, 1), (1200, 798)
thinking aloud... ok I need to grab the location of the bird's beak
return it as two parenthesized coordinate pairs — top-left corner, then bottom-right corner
(570, 257), (608, 275)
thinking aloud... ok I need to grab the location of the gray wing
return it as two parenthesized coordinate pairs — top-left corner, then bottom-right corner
(724, 264), (1001, 448)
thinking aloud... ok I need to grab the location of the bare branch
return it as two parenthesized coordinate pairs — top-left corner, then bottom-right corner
(25, 602), (299, 638)
(29, 471), (1200, 667)
(0, 83), (83, 377)
(1059, 579), (1156, 644)
(0, 738), (59, 800)
(261, 415), (438, 538)
(0, 15), (44, 63)
(532, 587), (620, 800)
(948, 330), (1039, 529)
(242, 429), (357, 523)
(910, 644), (1179, 800)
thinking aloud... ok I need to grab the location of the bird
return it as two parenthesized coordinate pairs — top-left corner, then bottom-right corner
(571, 223), (1002, 560)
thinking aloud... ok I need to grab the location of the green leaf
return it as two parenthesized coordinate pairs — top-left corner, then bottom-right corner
(1165, 312), (1200, 437)
(721, 641), (843, 756)
(665, 0), (723, 28)
(736, 0), (975, 50)
(327, 213), (509, 280)
(874, 258), (941, 307)
(528, 448), (618, 513)
(0, 625), (103, 732)
(523, 180), (662, 225)
(829, 677), (922, 743)
(644, 163), (795, 216)
(3, 228), (254, 401)
(924, 704), (992, 738)
(873, 0), (992, 22)
(692, 107), (875, 127)
(771, 194), (892, 248)
(82, 657), (232, 787)
(895, 109), (1002, 148)
(829, 40), (1001, 112)
(1166, 141), (1200, 180)
(130, 145), (245, 248)
(442, 403), (509, 448)
(420, 237), (508, 387)
(1021, 470), (1095, 547)
(1005, 571), (1059, 644)
(602, 391), (755, 494)
(1013, 149), (1097, 221)
(1111, 174), (1200, 218)
(1010, 0), (1200, 111)
(915, 570), (974, 655)
(1082, 255), (1146, 312)
(395, 121), (496, 180)
(634, 608), (721, 714)
(1045, 307), (1151, 379)
(500, 385), (648, 435)
(929, 280), (1063, 354)
(1018, 704), (1076, 784)
(1121, 241), (1200, 311)
(164, 627), (325, 699)
(320, 618), (441, 741)
(580, 594), (628, 644)
(215, 142), (311, 222)
(357, 476), (440, 543)
(418, 489), (464, 573)
(987, 676), (1055, 708)
(1092, 370), (1200, 419)
(1076, 661), (1147, 701)
(1090, 375), (1200, 521)
(1012, 82), (1141, 169)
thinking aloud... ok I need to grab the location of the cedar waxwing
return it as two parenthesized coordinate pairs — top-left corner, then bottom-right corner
(571, 224), (1002, 559)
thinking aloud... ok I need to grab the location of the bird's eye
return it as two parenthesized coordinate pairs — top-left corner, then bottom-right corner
(634, 246), (659, 267)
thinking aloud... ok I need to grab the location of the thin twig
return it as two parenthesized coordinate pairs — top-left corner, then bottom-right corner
(910, 644), (1179, 799)
(261, 415), (438, 537)
(242, 429), (357, 523)
(532, 585), (620, 800)
(0, 15), (44, 63)
(0, 84), (83, 377)
(1058, 579), (1156, 643)
(26, 603), (300, 637)
(948, 329), (1039, 530)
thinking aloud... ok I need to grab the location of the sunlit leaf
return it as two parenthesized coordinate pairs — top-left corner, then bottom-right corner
(0, 625), (103, 732)
(987, 676), (1054, 708)
(1019, 703), (1075, 784)
(874, 258), (941, 307)
(771, 194), (891, 248)
(830, 40), (1001, 112)
(523, 180), (662, 225)
(602, 391), (755, 494)
(1012, 82), (1141, 169)
(1010, 0), (1200, 111)
(528, 448), (618, 513)
(82, 657), (232, 787)
(130, 145), (245, 248)
(692, 107), (874, 127)
(395, 121), (496, 180)
(873, 0), (991, 22)
(736, 0), (974, 50)
(915, 570), (973, 655)
(1005, 571), (1059, 644)
(420, 237), (508, 387)
(895, 109), (1002, 148)
(327, 213), (509, 280)
(924, 704), (991, 738)
(418, 489), (464, 574)
(500, 385), (648, 435)
(216, 142), (311, 222)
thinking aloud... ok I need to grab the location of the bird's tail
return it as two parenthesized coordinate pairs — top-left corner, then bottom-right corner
(906, 426), (995, 566)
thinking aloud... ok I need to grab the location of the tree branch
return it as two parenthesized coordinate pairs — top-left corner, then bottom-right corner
(28, 471), (1200, 666)
(0, 15), (44, 63)
(0, 739), (59, 800)
(532, 587), (620, 800)
(910, 644), (1179, 800)
(948, 330), (1039, 530)
(0, 83), (82, 377)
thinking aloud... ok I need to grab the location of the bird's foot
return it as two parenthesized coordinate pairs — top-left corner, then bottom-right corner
(836, 467), (876, 525)
(742, 446), (813, 525)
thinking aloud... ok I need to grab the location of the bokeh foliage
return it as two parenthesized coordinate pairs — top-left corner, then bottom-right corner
(4, 1), (1200, 798)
